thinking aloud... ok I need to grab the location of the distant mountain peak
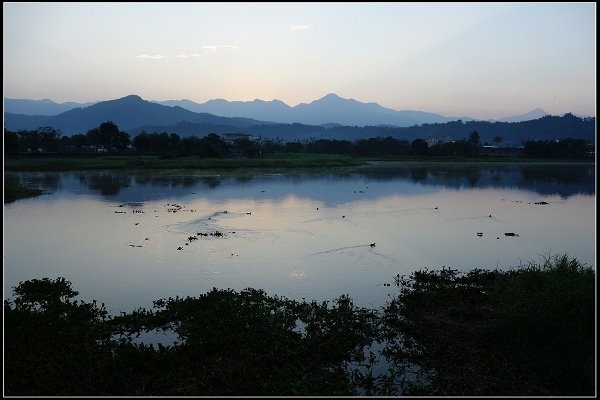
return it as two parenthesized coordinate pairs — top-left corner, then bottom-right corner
(118, 94), (143, 101)
(500, 108), (549, 122)
(314, 93), (346, 103)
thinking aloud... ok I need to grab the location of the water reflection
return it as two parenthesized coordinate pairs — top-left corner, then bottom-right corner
(5, 164), (595, 202)
(4, 164), (595, 315)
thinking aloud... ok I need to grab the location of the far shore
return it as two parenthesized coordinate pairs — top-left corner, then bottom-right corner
(4, 153), (594, 172)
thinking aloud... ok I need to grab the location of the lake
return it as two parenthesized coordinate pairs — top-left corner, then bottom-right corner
(4, 163), (596, 314)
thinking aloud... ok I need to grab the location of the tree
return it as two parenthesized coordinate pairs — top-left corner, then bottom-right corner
(5, 130), (20, 155)
(468, 130), (480, 146)
(233, 137), (259, 157)
(37, 126), (62, 152)
(492, 136), (504, 147)
(410, 138), (428, 156)
(86, 128), (101, 151)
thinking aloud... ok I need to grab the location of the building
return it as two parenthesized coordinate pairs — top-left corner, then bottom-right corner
(220, 133), (257, 144)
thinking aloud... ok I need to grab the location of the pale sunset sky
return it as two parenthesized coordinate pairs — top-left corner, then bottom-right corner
(3, 2), (596, 119)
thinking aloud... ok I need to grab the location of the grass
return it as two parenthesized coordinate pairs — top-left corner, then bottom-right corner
(3, 154), (364, 171)
(3, 254), (595, 396)
(5, 153), (592, 172)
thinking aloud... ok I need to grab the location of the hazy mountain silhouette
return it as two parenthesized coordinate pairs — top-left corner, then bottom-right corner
(5, 95), (594, 146)
(4, 98), (96, 116)
(156, 98), (294, 123)
(499, 108), (549, 123)
(155, 93), (472, 127)
(4, 95), (268, 135)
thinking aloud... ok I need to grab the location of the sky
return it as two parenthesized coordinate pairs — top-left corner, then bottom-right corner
(3, 2), (596, 119)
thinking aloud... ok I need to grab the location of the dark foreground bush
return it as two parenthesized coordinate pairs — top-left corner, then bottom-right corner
(4, 254), (595, 396)
(383, 253), (596, 396)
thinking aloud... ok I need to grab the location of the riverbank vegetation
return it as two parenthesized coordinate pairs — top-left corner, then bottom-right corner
(4, 254), (594, 396)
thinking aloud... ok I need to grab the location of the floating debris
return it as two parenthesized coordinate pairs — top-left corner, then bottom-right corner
(120, 202), (144, 207)
(370, 243), (376, 247)
(534, 201), (549, 205)
(195, 230), (228, 238)
(504, 232), (519, 237)
(177, 247), (183, 250)
(134, 223), (139, 225)
(477, 232), (483, 237)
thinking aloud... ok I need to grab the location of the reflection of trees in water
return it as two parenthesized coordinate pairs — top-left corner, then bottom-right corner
(132, 175), (221, 189)
(234, 175), (254, 184)
(12, 172), (61, 192)
(427, 167), (482, 187)
(520, 165), (594, 185)
(410, 168), (428, 182)
(19, 165), (593, 200)
(519, 165), (595, 198)
(358, 164), (594, 197)
(81, 173), (132, 196)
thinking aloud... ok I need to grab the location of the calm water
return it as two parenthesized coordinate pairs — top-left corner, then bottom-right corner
(4, 164), (596, 314)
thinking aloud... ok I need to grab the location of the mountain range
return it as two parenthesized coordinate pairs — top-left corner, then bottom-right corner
(6, 94), (553, 127)
(4, 95), (270, 135)
(4, 94), (594, 145)
(4, 98), (97, 116)
(153, 93), (475, 127)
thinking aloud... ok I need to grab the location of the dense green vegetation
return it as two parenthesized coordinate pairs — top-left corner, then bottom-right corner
(4, 254), (594, 396)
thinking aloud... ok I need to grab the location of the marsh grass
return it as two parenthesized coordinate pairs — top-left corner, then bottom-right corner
(3, 254), (595, 396)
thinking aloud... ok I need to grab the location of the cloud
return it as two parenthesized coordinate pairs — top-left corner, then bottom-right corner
(136, 54), (163, 59)
(201, 45), (239, 53)
(289, 24), (310, 31)
(178, 53), (200, 58)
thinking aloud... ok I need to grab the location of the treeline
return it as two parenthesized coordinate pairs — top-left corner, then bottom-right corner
(4, 122), (130, 155)
(522, 138), (591, 158)
(131, 113), (596, 145)
(325, 113), (596, 144)
(4, 122), (593, 159)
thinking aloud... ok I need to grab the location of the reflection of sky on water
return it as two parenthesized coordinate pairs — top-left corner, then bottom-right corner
(4, 165), (595, 314)
(6, 164), (595, 204)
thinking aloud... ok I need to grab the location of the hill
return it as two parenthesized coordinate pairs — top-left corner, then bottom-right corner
(4, 95), (268, 135)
